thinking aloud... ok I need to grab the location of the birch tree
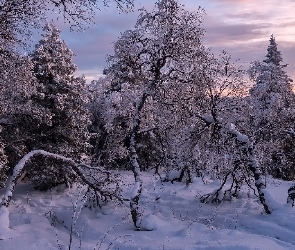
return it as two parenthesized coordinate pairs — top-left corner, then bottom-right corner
(105, 0), (206, 228)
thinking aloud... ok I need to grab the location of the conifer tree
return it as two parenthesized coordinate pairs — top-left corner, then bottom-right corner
(28, 23), (90, 190)
(263, 34), (283, 66)
(249, 35), (295, 179)
(0, 31), (47, 187)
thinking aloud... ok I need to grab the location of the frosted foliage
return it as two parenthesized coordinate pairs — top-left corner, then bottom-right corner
(0, 0), (135, 46)
(27, 23), (90, 190)
(89, 76), (138, 165)
(91, 0), (208, 171)
(0, 39), (55, 185)
(32, 23), (77, 81)
(0, 46), (43, 117)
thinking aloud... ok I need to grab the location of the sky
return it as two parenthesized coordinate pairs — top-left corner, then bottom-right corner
(42, 0), (295, 83)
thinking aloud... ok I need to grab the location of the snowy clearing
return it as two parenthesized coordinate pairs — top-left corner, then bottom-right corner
(0, 171), (295, 250)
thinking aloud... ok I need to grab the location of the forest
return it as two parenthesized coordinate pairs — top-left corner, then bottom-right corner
(0, 0), (295, 249)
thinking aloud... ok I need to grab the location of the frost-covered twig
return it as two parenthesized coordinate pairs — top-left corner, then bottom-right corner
(68, 185), (86, 250)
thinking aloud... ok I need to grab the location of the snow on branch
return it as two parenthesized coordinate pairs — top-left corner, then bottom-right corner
(196, 113), (281, 214)
(1, 150), (121, 208)
(224, 123), (281, 213)
(195, 114), (215, 125)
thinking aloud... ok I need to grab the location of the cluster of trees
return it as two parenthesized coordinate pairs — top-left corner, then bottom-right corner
(0, 0), (134, 210)
(0, 0), (294, 230)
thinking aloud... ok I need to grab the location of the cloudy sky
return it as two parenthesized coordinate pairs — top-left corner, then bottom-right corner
(47, 0), (295, 83)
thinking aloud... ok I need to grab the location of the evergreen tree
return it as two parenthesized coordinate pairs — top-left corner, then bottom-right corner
(28, 23), (90, 190)
(263, 34), (283, 66)
(0, 30), (48, 187)
(249, 34), (295, 179)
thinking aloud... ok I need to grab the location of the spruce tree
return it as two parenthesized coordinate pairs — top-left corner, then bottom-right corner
(249, 35), (295, 179)
(28, 23), (90, 190)
(0, 31), (47, 188)
(263, 34), (283, 66)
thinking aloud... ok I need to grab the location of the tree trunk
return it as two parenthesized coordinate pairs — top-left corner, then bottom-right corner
(129, 88), (150, 229)
(287, 185), (295, 206)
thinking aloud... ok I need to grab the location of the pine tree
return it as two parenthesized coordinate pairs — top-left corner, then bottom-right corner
(28, 23), (90, 190)
(249, 35), (295, 179)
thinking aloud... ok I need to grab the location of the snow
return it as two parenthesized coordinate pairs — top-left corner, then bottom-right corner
(1, 172), (295, 249)
(131, 181), (141, 199)
(166, 169), (182, 181)
(203, 114), (215, 123)
(262, 189), (283, 212)
(225, 123), (249, 143)
(0, 206), (9, 232)
(139, 214), (162, 231)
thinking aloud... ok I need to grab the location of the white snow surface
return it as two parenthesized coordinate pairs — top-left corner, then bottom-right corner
(203, 114), (215, 123)
(0, 172), (295, 249)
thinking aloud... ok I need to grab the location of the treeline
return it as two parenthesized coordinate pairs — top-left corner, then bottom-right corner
(0, 0), (294, 229)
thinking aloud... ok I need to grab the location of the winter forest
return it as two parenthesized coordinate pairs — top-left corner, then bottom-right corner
(1, 0), (295, 249)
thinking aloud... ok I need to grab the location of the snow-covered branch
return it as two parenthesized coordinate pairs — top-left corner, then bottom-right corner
(224, 123), (282, 213)
(1, 150), (121, 208)
(197, 114), (281, 213)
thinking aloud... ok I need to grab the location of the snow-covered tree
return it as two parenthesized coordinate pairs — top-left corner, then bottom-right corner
(0, 0), (135, 42)
(103, 0), (207, 228)
(263, 34), (283, 66)
(249, 34), (295, 179)
(0, 33), (50, 187)
(26, 23), (90, 190)
(187, 50), (259, 202)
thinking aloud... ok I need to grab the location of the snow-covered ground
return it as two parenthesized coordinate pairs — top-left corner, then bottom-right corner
(0, 171), (295, 250)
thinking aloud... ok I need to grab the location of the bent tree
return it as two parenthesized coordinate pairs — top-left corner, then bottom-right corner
(198, 117), (278, 214)
(0, 149), (122, 231)
(0, 150), (122, 207)
(192, 51), (280, 214)
(105, 0), (206, 229)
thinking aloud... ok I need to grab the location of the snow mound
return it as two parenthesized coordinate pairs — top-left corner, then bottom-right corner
(140, 214), (162, 231)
